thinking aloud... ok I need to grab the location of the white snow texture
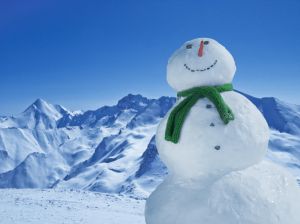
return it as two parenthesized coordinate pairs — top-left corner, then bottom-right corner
(0, 189), (144, 224)
(167, 38), (236, 92)
(145, 38), (300, 224)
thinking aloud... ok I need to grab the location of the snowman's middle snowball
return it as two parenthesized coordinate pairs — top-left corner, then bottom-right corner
(165, 83), (234, 144)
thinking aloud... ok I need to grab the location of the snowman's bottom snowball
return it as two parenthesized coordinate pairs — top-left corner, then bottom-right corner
(145, 161), (300, 224)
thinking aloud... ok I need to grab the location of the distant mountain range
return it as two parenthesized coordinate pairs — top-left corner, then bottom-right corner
(0, 93), (299, 197)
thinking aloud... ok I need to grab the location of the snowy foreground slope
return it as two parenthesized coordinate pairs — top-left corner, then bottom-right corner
(0, 93), (299, 198)
(0, 189), (145, 224)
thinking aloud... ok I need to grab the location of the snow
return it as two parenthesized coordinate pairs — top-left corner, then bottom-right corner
(146, 161), (300, 224)
(146, 37), (300, 224)
(0, 92), (299, 198)
(0, 94), (173, 194)
(267, 129), (300, 179)
(238, 92), (300, 135)
(0, 189), (145, 224)
(0, 98), (67, 130)
(0, 93), (299, 195)
(151, 91), (300, 223)
(0, 93), (299, 191)
(167, 38), (236, 92)
(156, 92), (269, 179)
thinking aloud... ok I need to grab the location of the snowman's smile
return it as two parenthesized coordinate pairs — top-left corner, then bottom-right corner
(184, 59), (218, 72)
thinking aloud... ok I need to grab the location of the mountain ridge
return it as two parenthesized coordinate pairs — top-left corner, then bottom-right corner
(0, 92), (299, 197)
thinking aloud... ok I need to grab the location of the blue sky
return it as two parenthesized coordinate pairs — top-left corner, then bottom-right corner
(0, 0), (299, 115)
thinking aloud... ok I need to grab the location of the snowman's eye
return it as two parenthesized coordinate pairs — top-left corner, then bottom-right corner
(204, 41), (209, 45)
(186, 44), (193, 49)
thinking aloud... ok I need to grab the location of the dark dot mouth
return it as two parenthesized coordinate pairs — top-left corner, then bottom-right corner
(184, 59), (218, 72)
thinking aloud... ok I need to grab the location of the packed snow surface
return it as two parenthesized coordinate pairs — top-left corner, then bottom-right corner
(0, 189), (145, 224)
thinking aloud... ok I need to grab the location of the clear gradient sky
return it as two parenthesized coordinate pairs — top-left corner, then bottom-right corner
(0, 0), (300, 115)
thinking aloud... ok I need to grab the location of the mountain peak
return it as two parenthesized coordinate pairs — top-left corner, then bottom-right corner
(32, 98), (49, 108)
(20, 98), (67, 128)
(22, 98), (73, 119)
(118, 94), (147, 102)
(117, 94), (152, 110)
(24, 98), (53, 113)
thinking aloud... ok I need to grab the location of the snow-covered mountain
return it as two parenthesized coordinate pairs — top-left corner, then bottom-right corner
(0, 93), (299, 197)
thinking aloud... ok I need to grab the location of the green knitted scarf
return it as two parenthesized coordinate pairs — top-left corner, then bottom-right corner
(165, 83), (234, 144)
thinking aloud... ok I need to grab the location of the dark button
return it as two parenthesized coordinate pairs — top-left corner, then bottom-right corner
(210, 122), (215, 127)
(206, 104), (212, 108)
(214, 145), (221, 150)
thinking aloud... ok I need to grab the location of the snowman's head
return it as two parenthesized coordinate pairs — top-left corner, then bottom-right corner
(167, 38), (236, 92)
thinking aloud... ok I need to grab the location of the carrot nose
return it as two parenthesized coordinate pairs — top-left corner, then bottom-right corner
(198, 40), (204, 57)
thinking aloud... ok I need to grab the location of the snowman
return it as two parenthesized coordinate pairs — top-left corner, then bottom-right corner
(145, 38), (300, 224)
